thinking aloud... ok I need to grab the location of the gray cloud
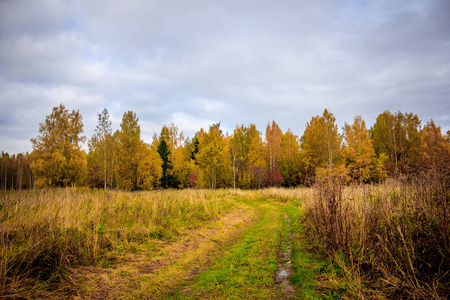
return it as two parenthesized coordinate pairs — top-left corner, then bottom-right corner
(1, 0), (449, 154)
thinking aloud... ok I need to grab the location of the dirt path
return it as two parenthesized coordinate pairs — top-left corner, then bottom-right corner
(275, 214), (296, 298)
(63, 201), (259, 299)
(172, 201), (298, 299)
(52, 199), (306, 299)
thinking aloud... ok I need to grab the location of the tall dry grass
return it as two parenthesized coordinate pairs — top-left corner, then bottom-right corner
(300, 173), (449, 299)
(257, 186), (314, 203)
(0, 188), (236, 296)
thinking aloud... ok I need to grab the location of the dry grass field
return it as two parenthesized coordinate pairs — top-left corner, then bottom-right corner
(1, 178), (448, 299)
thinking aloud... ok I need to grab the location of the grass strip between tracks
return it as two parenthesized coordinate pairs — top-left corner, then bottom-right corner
(174, 198), (284, 299)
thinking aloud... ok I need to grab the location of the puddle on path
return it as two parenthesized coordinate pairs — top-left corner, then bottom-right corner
(275, 214), (296, 297)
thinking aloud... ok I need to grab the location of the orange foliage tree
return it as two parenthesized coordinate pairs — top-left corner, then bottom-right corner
(343, 116), (378, 183)
(419, 120), (450, 175)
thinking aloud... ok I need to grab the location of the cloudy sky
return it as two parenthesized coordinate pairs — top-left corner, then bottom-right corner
(1, 0), (449, 154)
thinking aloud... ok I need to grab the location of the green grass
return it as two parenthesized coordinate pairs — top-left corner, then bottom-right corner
(172, 198), (283, 299)
(281, 201), (326, 299)
(283, 200), (362, 300)
(289, 215), (329, 299)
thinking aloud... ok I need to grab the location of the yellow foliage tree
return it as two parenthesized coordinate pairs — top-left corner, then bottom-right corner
(30, 104), (87, 187)
(137, 143), (162, 190)
(343, 116), (377, 183)
(301, 109), (342, 180)
(265, 120), (282, 172)
(114, 111), (142, 190)
(247, 132), (267, 189)
(196, 123), (232, 189)
(87, 109), (114, 189)
(229, 124), (262, 188)
(279, 129), (301, 186)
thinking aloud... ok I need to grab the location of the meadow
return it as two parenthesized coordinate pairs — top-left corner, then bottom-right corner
(1, 178), (448, 299)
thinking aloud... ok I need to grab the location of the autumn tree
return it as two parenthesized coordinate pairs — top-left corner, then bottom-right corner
(114, 111), (141, 190)
(0, 152), (33, 190)
(343, 116), (384, 183)
(419, 120), (450, 175)
(296, 149), (315, 186)
(323, 109), (342, 168)
(30, 104), (87, 187)
(87, 137), (101, 188)
(265, 120), (283, 186)
(279, 129), (301, 187)
(1, 152), (10, 190)
(265, 121), (282, 172)
(301, 109), (342, 177)
(166, 123), (185, 186)
(247, 131), (267, 189)
(196, 123), (232, 189)
(114, 111), (162, 190)
(369, 111), (422, 175)
(137, 142), (162, 190)
(1, 152), (12, 190)
(88, 109), (114, 189)
(301, 115), (321, 173)
(229, 125), (244, 189)
(229, 124), (261, 188)
(19, 153), (33, 189)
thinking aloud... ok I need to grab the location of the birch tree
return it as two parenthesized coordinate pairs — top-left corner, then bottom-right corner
(30, 104), (87, 187)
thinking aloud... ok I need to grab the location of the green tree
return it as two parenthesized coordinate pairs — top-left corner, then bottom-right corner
(180, 135), (200, 188)
(157, 134), (173, 188)
(30, 104), (87, 187)
(185, 135), (200, 163)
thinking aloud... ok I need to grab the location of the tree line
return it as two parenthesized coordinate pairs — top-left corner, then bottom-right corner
(1, 103), (449, 190)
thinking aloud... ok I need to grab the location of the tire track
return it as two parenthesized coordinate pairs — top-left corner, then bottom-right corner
(275, 213), (296, 298)
(63, 202), (259, 299)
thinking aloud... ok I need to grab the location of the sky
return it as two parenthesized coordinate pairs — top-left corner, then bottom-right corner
(1, 0), (449, 154)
